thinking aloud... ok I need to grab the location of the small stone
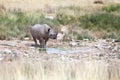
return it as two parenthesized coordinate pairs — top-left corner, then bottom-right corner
(45, 15), (54, 20)
(8, 44), (16, 47)
(16, 40), (21, 43)
(24, 37), (30, 40)
(57, 32), (65, 41)
(83, 39), (89, 41)
(0, 57), (4, 61)
(1, 49), (12, 54)
(78, 43), (86, 46)
(69, 41), (78, 46)
(95, 44), (104, 50)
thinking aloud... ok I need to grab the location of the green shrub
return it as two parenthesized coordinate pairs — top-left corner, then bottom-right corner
(102, 4), (120, 12)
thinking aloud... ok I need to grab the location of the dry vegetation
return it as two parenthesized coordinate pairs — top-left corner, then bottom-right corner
(0, 60), (120, 80)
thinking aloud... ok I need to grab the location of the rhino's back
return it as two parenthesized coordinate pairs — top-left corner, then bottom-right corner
(30, 24), (47, 39)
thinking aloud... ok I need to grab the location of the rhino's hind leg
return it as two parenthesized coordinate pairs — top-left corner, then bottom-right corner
(32, 36), (38, 47)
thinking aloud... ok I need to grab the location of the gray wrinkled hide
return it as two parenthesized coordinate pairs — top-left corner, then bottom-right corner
(30, 24), (57, 48)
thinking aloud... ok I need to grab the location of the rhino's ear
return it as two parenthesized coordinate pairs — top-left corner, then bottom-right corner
(46, 28), (50, 33)
(48, 28), (50, 32)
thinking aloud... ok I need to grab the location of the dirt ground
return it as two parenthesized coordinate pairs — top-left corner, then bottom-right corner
(0, 39), (120, 63)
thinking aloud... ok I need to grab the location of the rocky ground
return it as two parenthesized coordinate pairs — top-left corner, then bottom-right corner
(0, 39), (120, 63)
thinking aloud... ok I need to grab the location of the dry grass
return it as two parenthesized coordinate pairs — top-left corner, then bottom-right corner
(0, 60), (120, 80)
(1, 0), (120, 12)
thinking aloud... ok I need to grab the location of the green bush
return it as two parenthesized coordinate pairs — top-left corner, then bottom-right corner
(102, 4), (120, 12)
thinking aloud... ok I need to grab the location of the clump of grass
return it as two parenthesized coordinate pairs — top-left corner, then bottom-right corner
(79, 13), (120, 31)
(56, 13), (76, 25)
(76, 33), (94, 40)
(102, 4), (120, 12)
(103, 32), (117, 39)
(77, 34), (94, 40)
(56, 6), (81, 25)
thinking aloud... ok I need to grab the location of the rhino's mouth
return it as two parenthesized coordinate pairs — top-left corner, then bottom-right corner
(49, 34), (57, 39)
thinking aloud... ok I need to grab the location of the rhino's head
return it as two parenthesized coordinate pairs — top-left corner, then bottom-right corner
(48, 28), (58, 39)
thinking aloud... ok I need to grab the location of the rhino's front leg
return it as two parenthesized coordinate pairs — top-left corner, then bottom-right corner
(39, 38), (46, 48)
(45, 38), (49, 46)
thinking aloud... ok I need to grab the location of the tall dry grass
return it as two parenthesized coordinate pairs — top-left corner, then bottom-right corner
(0, 60), (120, 80)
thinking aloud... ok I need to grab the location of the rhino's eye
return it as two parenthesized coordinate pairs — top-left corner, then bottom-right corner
(49, 34), (52, 37)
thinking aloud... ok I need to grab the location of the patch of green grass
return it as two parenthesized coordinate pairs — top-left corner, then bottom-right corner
(0, 12), (59, 40)
(103, 32), (117, 39)
(77, 34), (94, 40)
(56, 13), (77, 25)
(56, 6), (80, 25)
(79, 13), (120, 31)
(102, 4), (120, 12)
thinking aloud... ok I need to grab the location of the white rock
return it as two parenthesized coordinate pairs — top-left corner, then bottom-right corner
(57, 32), (65, 41)
(0, 57), (4, 61)
(78, 43), (86, 46)
(7, 43), (16, 47)
(83, 38), (89, 41)
(45, 15), (54, 20)
(1, 49), (12, 54)
(61, 26), (69, 34)
(69, 41), (78, 46)
(24, 37), (30, 40)
(95, 44), (104, 50)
